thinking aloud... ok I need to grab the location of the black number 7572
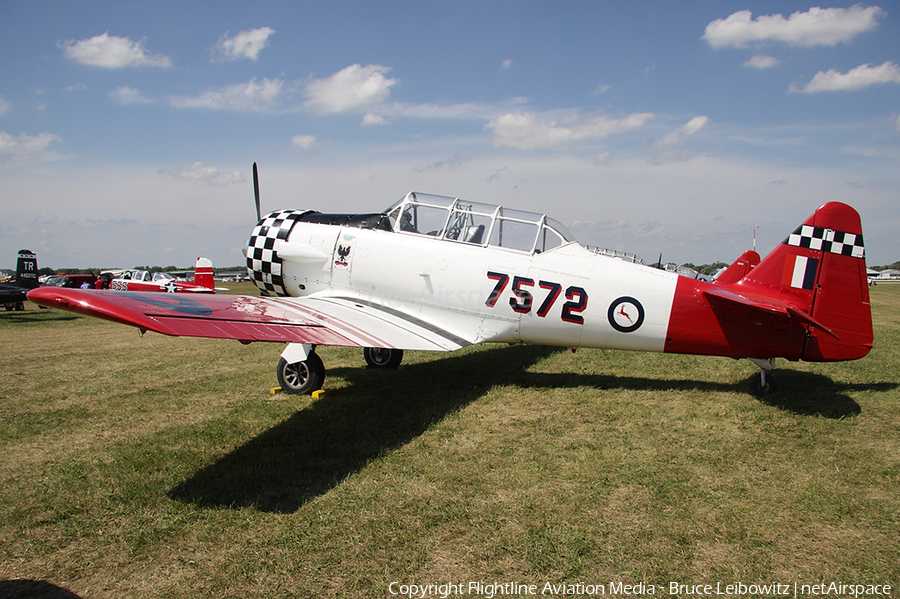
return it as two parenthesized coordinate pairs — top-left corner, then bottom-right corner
(485, 271), (587, 325)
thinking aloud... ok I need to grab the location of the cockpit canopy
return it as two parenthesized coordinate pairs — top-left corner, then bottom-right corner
(383, 192), (575, 253)
(291, 192), (576, 254)
(118, 270), (178, 283)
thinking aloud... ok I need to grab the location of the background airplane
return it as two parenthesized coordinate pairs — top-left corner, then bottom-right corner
(108, 258), (216, 293)
(1, 249), (39, 310)
(27, 169), (872, 398)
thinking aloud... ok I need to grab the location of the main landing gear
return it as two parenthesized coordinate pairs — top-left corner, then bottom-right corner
(276, 344), (404, 395)
(363, 347), (404, 369)
(276, 353), (325, 395)
(749, 358), (778, 397)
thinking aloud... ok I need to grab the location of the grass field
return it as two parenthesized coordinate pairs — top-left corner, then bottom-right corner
(1, 284), (898, 598)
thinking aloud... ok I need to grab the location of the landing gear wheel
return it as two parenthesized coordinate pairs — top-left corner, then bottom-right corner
(363, 347), (403, 369)
(276, 352), (325, 395)
(750, 371), (778, 397)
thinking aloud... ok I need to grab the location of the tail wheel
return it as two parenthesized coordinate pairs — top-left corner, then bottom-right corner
(363, 347), (403, 369)
(750, 371), (778, 397)
(277, 352), (325, 395)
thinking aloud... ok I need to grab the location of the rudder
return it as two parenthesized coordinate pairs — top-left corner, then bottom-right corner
(15, 249), (39, 290)
(742, 202), (872, 361)
(193, 257), (215, 291)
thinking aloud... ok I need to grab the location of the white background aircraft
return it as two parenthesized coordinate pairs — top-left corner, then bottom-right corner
(108, 258), (215, 293)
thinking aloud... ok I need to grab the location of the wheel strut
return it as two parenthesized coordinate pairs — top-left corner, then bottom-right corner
(749, 358), (777, 397)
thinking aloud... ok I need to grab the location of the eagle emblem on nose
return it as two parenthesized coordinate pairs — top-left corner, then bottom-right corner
(335, 245), (351, 266)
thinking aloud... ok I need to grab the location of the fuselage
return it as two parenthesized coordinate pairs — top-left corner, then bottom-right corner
(247, 192), (699, 356)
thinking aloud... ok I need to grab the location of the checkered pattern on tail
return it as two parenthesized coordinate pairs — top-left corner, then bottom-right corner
(785, 225), (865, 259)
(246, 209), (308, 296)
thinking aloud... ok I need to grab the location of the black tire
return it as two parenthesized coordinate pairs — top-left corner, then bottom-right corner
(276, 352), (325, 395)
(750, 371), (777, 397)
(363, 347), (403, 369)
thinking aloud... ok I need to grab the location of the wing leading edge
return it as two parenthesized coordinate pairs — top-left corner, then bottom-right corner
(26, 288), (473, 352)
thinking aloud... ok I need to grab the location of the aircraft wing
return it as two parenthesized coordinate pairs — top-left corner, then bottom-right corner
(703, 287), (840, 340)
(26, 287), (474, 351)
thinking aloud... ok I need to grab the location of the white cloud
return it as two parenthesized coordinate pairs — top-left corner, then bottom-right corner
(110, 86), (152, 105)
(212, 27), (275, 62)
(485, 111), (655, 150)
(656, 116), (709, 147)
(0, 130), (61, 163)
(382, 99), (524, 121)
(303, 64), (398, 114)
(157, 162), (245, 186)
(58, 32), (172, 69)
(501, 59), (513, 70)
(703, 5), (884, 49)
(743, 55), (779, 69)
(361, 113), (388, 126)
(0, 96), (11, 116)
(290, 135), (318, 152)
(169, 78), (284, 111)
(592, 84), (612, 95)
(414, 154), (470, 172)
(71, 216), (139, 230)
(31, 212), (58, 227)
(790, 61), (900, 93)
(593, 152), (614, 166)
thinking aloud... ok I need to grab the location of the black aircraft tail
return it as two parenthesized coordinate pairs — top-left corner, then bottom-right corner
(15, 249), (39, 290)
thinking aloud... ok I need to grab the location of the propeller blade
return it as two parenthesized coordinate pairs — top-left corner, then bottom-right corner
(252, 162), (261, 222)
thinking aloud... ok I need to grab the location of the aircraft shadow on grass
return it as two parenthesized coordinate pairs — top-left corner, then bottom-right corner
(167, 344), (896, 514)
(0, 310), (82, 324)
(0, 579), (83, 599)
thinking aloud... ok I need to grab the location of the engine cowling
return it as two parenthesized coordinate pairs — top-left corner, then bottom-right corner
(245, 209), (313, 296)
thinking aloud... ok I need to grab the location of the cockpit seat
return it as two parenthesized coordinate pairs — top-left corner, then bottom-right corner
(464, 225), (485, 244)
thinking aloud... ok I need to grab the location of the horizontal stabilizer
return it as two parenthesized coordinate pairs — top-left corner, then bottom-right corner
(703, 288), (840, 340)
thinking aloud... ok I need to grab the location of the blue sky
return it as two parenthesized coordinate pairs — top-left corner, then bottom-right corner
(2, 1), (898, 270)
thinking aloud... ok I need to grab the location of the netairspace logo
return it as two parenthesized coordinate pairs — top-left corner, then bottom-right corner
(387, 580), (894, 598)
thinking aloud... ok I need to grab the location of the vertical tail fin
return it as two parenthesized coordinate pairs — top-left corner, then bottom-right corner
(741, 202), (872, 361)
(193, 257), (214, 291)
(15, 249), (39, 290)
(713, 249), (760, 285)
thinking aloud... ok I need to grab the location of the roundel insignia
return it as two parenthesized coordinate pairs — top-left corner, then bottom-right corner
(608, 296), (645, 333)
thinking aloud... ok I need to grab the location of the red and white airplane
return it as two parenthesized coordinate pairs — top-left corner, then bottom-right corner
(107, 258), (215, 293)
(28, 168), (872, 397)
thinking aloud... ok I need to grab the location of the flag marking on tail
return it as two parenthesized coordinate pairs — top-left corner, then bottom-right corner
(782, 255), (818, 290)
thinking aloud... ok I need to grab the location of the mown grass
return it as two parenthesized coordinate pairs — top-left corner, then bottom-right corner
(1, 285), (898, 598)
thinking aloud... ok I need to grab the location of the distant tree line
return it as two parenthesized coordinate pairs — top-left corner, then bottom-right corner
(681, 262), (731, 276)
(33, 265), (247, 276)
(871, 262), (900, 271)
(19, 260), (900, 279)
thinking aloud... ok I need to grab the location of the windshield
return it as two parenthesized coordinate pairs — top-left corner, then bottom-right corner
(385, 192), (574, 253)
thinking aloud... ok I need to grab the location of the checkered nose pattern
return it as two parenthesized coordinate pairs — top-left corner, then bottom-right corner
(785, 225), (865, 259)
(246, 209), (307, 296)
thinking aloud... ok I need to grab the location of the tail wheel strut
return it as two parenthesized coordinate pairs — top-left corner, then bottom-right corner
(749, 358), (777, 397)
